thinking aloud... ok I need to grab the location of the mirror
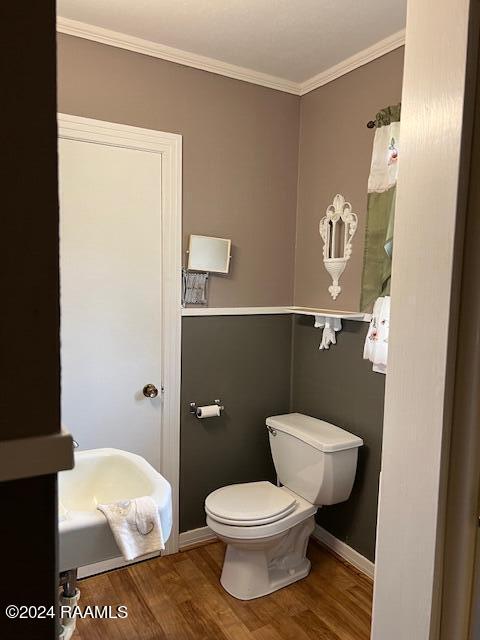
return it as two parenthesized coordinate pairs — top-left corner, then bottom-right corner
(187, 235), (231, 274)
(319, 194), (358, 300)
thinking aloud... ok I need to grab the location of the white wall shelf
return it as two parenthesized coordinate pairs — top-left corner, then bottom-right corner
(181, 306), (371, 321)
(287, 306), (370, 322)
(181, 306), (290, 316)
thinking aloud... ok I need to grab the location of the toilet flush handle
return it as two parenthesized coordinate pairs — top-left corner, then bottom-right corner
(267, 425), (277, 436)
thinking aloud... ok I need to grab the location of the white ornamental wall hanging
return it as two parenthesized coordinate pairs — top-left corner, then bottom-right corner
(319, 194), (358, 300)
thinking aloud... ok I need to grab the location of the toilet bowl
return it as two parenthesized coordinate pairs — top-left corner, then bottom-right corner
(206, 482), (316, 600)
(205, 413), (363, 600)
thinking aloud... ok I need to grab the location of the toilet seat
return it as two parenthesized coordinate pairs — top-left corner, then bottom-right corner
(207, 486), (317, 540)
(205, 481), (297, 526)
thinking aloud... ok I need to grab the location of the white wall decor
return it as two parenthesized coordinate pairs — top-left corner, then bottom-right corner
(319, 194), (358, 300)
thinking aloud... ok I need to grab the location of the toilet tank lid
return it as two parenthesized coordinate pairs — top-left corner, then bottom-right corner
(266, 413), (363, 453)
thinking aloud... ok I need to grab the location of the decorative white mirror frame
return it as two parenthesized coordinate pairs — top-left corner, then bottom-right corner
(319, 194), (358, 300)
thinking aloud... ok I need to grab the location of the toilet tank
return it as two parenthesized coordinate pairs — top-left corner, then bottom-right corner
(266, 413), (363, 505)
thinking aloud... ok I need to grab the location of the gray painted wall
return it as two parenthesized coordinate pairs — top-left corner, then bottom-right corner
(291, 315), (386, 561)
(181, 313), (385, 563)
(180, 315), (292, 532)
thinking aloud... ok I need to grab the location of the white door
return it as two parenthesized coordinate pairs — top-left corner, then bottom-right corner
(59, 137), (163, 471)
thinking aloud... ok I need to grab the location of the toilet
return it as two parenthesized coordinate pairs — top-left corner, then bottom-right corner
(205, 412), (363, 600)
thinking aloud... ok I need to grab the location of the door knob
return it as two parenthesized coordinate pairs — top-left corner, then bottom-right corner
(143, 384), (158, 398)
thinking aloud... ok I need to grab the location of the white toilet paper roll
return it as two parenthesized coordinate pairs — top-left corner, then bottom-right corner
(196, 404), (221, 419)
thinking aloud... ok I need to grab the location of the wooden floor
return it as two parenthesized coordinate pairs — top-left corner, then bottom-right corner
(74, 540), (372, 640)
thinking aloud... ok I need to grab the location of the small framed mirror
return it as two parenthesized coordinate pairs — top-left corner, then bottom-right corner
(187, 235), (231, 274)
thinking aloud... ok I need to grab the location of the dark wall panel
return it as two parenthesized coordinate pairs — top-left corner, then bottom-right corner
(291, 316), (385, 561)
(0, 2), (59, 638)
(180, 315), (292, 532)
(1, 2), (60, 441)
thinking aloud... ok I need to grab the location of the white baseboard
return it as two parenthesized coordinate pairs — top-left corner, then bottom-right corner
(77, 551), (161, 579)
(312, 524), (375, 580)
(179, 526), (217, 550)
(178, 524), (374, 581)
(79, 525), (373, 580)
(78, 528), (216, 578)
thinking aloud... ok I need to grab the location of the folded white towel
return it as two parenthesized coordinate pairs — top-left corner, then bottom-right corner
(97, 496), (164, 561)
(364, 296), (390, 374)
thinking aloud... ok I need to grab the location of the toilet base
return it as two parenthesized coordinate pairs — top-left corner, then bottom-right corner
(218, 515), (315, 600)
(221, 554), (311, 600)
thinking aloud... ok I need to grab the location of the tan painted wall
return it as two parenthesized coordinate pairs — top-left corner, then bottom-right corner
(294, 48), (404, 311)
(57, 34), (300, 307)
(57, 35), (404, 310)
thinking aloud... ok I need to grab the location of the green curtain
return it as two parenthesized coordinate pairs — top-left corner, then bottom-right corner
(360, 104), (401, 312)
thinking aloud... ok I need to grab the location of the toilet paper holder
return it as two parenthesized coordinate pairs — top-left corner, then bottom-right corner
(189, 399), (224, 417)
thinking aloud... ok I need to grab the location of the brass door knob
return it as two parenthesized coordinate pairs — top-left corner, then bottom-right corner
(143, 384), (159, 398)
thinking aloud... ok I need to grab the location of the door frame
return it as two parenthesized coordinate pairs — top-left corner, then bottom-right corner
(58, 113), (182, 554)
(371, 0), (477, 638)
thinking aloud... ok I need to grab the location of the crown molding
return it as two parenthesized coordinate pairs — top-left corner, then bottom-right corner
(57, 17), (405, 96)
(56, 17), (300, 95)
(298, 29), (405, 95)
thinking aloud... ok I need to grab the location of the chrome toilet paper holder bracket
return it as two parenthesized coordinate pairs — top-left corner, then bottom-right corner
(189, 399), (224, 416)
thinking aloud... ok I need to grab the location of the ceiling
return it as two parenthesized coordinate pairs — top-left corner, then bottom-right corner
(57, 0), (406, 85)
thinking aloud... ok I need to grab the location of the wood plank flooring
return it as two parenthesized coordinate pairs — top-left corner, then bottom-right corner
(74, 540), (372, 640)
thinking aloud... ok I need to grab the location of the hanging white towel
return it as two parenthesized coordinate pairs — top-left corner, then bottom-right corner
(314, 315), (342, 350)
(97, 496), (164, 561)
(364, 296), (390, 374)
